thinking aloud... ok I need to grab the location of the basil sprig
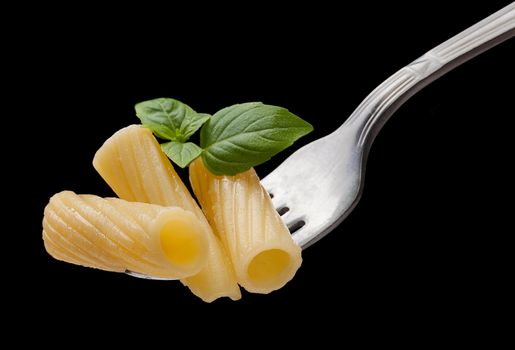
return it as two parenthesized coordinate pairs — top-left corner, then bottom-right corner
(136, 98), (313, 175)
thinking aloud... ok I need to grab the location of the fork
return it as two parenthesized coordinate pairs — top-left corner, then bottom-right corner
(127, 5), (514, 281)
(262, 3), (515, 249)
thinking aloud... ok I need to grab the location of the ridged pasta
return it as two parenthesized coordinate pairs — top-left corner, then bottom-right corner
(43, 191), (209, 279)
(93, 125), (241, 302)
(189, 158), (302, 294)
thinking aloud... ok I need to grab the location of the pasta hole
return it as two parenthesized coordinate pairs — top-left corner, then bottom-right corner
(247, 249), (291, 286)
(288, 220), (305, 234)
(160, 220), (202, 267)
(268, 192), (274, 199)
(277, 206), (289, 216)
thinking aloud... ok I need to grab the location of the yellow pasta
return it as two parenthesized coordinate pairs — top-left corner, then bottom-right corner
(43, 191), (209, 279)
(93, 125), (241, 302)
(189, 158), (302, 294)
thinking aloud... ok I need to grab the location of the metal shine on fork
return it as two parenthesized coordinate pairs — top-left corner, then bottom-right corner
(262, 3), (515, 249)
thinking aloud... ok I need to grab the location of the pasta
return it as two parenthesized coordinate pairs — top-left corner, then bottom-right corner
(189, 158), (302, 294)
(93, 125), (241, 302)
(43, 191), (209, 279)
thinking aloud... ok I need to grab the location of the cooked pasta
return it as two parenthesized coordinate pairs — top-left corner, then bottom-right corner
(189, 158), (302, 294)
(93, 125), (241, 302)
(43, 191), (209, 279)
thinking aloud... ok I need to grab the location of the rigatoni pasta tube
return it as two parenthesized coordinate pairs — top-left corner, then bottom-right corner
(93, 125), (240, 302)
(189, 158), (302, 294)
(43, 191), (209, 279)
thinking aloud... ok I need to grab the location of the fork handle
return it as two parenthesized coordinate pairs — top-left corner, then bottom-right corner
(340, 3), (515, 147)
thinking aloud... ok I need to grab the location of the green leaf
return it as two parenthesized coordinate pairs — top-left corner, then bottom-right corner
(161, 141), (202, 168)
(200, 102), (313, 175)
(181, 113), (210, 141)
(135, 98), (209, 142)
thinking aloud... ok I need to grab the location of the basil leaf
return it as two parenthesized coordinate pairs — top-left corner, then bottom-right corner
(181, 113), (210, 141)
(135, 98), (209, 142)
(200, 102), (313, 175)
(161, 141), (202, 168)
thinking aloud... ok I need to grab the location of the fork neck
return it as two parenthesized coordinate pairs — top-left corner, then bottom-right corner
(334, 3), (515, 150)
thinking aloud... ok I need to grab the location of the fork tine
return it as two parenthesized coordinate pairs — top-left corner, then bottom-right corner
(279, 209), (293, 223)
(288, 220), (306, 234)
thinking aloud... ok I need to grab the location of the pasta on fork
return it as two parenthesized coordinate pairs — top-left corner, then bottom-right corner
(189, 158), (302, 293)
(93, 125), (241, 302)
(43, 191), (209, 279)
(43, 97), (313, 301)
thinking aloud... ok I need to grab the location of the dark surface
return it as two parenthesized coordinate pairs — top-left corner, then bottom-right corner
(12, 2), (513, 334)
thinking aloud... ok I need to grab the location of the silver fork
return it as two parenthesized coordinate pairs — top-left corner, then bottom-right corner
(127, 5), (514, 281)
(262, 3), (515, 249)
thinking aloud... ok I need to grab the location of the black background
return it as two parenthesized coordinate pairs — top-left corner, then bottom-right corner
(10, 1), (514, 337)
